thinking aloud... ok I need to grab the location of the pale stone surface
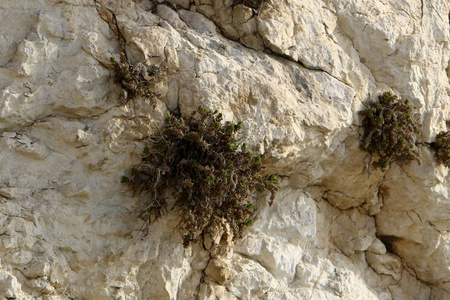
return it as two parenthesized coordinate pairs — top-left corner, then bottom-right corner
(366, 252), (402, 281)
(0, 0), (450, 299)
(389, 270), (432, 300)
(331, 209), (377, 256)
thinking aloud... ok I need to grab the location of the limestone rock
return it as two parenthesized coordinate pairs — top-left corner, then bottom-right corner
(0, 267), (30, 299)
(366, 252), (402, 281)
(331, 209), (377, 256)
(0, 0), (449, 298)
(389, 270), (431, 300)
(205, 258), (235, 284)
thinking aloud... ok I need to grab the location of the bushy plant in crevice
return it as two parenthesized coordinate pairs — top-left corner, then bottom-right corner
(360, 91), (421, 170)
(110, 52), (162, 105)
(432, 131), (450, 167)
(122, 106), (277, 247)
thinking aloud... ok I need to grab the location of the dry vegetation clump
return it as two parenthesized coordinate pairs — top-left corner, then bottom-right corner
(432, 131), (450, 167)
(360, 92), (421, 170)
(122, 106), (277, 247)
(110, 52), (162, 105)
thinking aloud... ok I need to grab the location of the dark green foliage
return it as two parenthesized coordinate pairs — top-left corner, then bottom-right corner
(110, 52), (160, 105)
(123, 106), (277, 247)
(360, 92), (421, 170)
(432, 131), (450, 167)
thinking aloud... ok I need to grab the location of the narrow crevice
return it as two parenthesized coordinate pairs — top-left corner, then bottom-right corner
(264, 45), (354, 89)
(427, 221), (443, 234)
(403, 260), (438, 288)
(400, 165), (433, 188)
(378, 235), (402, 254)
(365, 257), (400, 284)
(170, 2), (354, 89)
(420, 0), (424, 21)
(94, 1), (127, 52)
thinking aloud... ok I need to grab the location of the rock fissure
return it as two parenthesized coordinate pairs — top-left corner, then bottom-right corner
(0, 0), (449, 298)
(94, 1), (127, 49)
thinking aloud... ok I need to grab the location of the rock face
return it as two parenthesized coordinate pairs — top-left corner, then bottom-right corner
(0, 0), (449, 299)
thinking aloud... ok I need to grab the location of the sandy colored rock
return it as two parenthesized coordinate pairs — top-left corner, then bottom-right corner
(366, 252), (402, 281)
(0, 0), (449, 299)
(205, 258), (234, 284)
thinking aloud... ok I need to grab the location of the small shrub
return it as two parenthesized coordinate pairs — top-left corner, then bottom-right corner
(123, 106), (277, 247)
(432, 131), (450, 167)
(110, 52), (161, 105)
(360, 92), (421, 170)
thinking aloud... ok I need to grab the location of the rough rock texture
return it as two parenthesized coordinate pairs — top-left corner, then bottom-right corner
(0, 0), (450, 299)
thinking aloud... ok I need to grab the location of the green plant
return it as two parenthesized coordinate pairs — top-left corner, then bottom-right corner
(122, 106), (277, 247)
(432, 131), (450, 167)
(110, 52), (161, 105)
(360, 92), (421, 170)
